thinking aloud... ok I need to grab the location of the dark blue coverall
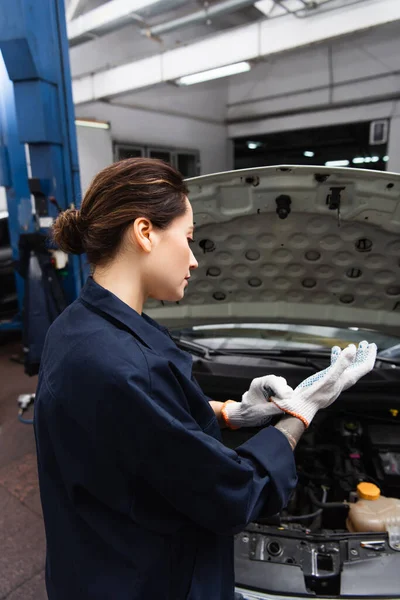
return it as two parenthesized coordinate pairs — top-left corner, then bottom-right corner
(34, 276), (297, 600)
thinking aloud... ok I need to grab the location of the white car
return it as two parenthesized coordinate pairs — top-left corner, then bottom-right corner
(146, 165), (400, 600)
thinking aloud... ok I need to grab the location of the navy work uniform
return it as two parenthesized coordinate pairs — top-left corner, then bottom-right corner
(34, 276), (297, 600)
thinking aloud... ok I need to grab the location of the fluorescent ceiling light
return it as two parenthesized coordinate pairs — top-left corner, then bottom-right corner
(247, 141), (262, 150)
(325, 160), (349, 167)
(176, 61), (251, 86)
(75, 119), (110, 129)
(304, 151), (314, 157)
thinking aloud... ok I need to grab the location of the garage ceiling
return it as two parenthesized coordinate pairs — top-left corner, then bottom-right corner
(67, 0), (400, 104)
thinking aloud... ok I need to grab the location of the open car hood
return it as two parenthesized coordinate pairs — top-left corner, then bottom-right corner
(146, 165), (400, 335)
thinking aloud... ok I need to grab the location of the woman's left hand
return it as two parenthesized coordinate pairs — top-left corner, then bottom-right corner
(264, 341), (377, 428)
(329, 340), (377, 391)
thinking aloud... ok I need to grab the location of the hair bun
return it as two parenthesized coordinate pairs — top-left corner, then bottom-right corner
(52, 208), (86, 255)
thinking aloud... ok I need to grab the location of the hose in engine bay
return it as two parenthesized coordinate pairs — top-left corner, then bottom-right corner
(281, 487), (328, 523)
(307, 486), (348, 509)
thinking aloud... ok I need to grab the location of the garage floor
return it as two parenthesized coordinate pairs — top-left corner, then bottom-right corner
(0, 335), (47, 600)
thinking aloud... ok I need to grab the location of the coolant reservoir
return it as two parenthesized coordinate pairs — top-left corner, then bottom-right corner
(347, 482), (400, 533)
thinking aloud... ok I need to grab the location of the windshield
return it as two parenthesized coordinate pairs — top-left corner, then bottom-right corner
(170, 323), (400, 354)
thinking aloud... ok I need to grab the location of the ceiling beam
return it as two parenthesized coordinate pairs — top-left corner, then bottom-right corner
(72, 0), (400, 104)
(144, 0), (257, 37)
(67, 0), (165, 46)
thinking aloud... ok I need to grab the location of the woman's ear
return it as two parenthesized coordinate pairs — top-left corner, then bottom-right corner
(130, 218), (153, 253)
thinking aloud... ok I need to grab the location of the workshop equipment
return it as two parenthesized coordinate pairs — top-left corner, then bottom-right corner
(0, 0), (86, 375)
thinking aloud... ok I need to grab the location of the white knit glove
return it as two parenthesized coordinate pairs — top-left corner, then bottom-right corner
(330, 340), (377, 391)
(221, 341), (377, 430)
(221, 375), (294, 429)
(268, 341), (377, 428)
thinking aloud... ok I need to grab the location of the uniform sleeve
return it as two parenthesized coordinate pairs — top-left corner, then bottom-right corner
(190, 372), (214, 405)
(107, 356), (297, 536)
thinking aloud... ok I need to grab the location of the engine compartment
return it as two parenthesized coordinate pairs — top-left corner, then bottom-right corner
(233, 409), (400, 597)
(272, 410), (400, 533)
(193, 356), (400, 533)
(192, 351), (400, 595)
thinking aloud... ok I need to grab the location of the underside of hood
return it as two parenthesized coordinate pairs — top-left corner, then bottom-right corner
(145, 165), (400, 335)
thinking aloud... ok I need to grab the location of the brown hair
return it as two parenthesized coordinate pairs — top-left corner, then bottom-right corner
(52, 158), (188, 266)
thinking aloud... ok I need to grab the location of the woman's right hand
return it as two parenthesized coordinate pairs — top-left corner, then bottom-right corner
(221, 375), (294, 429)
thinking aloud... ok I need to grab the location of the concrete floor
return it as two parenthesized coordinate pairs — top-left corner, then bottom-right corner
(0, 336), (47, 599)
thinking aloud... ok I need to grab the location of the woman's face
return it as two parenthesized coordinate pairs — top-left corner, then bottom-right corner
(145, 197), (199, 302)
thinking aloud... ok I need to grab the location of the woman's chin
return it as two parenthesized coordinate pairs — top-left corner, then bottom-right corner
(173, 289), (186, 302)
(149, 288), (185, 303)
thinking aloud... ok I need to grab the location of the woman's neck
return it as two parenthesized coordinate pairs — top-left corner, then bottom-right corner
(93, 264), (146, 315)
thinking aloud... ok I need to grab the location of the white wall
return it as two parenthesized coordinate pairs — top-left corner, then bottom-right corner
(76, 101), (231, 176)
(76, 124), (114, 195)
(227, 21), (400, 143)
(114, 79), (228, 123)
(227, 21), (400, 123)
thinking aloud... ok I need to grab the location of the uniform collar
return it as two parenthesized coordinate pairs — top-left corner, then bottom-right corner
(79, 276), (170, 350)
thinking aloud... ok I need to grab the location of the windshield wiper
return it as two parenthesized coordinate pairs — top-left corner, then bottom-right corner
(171, 336), (325, 368)
(280, 348), (400, 368)
(171, 337), (400, 368)
(223, 348), (400, 368)
(170, 336), (228, 358)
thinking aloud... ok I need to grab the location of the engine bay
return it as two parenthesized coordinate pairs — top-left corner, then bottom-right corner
(192, 358), (400, 596)
(234, 409), (400, 597)
(274, 410), (400, 532)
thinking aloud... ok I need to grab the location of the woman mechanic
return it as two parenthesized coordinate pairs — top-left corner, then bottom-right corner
(34, 158), (377, 600)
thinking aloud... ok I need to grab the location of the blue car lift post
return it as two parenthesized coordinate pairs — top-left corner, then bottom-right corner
(0, 0), (86, 419)
(0, 52), (31, 332)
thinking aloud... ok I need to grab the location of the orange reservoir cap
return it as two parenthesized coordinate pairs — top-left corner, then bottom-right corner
(357, 482), (381, 500)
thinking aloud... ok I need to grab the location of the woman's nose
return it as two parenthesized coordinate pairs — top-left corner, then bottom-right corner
(190, 249), (198, 270)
